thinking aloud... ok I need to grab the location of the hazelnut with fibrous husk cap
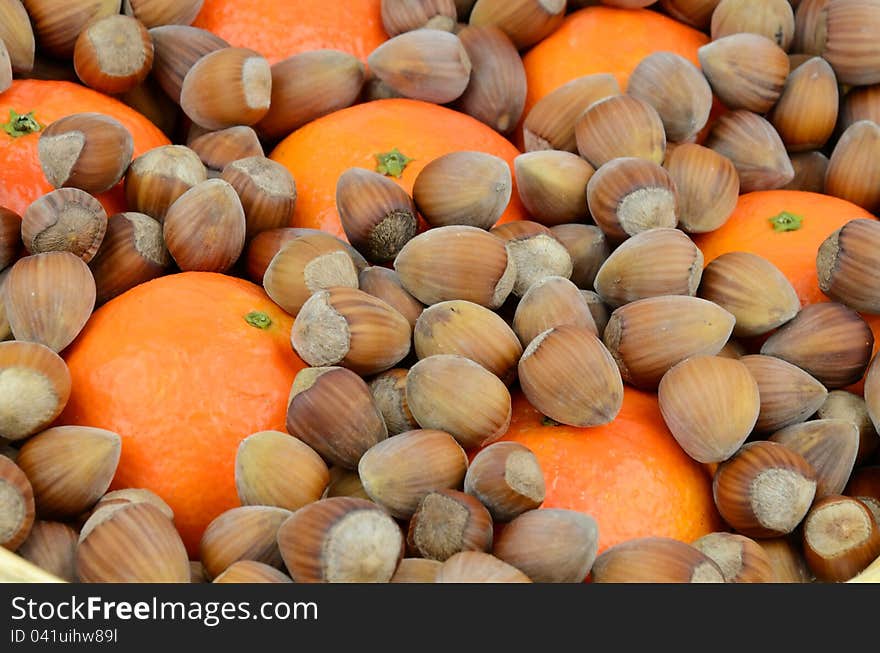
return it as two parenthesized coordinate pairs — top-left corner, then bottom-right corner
(290, 287), (412, 376)
(769, 419), (859, 499)
(802, 494), (880, 582)
(276, 496), (405, 583)
(692, 532), (775, 583)
(406, 489), (493, 561)
(586, 157), (679, 242)
(336, 167), (417, 263)
(712, 440), (817, 538)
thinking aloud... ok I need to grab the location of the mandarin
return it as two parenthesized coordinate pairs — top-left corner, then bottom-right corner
(193, 0), (388, 64)
(491, 389), (724, 555)
(57, 272), (306, 556)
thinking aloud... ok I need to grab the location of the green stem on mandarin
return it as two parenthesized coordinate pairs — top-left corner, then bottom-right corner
(375, 148), (413, 178)
(768, 211), (804, 232)
(1, 110), (43, 138)
(244, 311), (273, 329)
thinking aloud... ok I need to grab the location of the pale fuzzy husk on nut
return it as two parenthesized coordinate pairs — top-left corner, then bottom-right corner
(262, 233), (359, 316)
(276, 496), (404, 583)
(336, 167), (417, 263)
(712, 440), (817, 538)
(0, 454), (34, 551)
(586, 157), (679, 242)
(464, 441), (544, 522)
(769, 419), (859, 499)
(490, 221), (573, 297)
(0, 341), (71, 442)
(405, 489), (493, 561)
(290, 287), (412, 376)
(691, 532), (775, 583)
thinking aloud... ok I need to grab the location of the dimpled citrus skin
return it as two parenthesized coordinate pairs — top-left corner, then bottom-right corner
(519, 6), (709, 147)
(57, 272), (306, 556)
(491, 389), (724, 555)
(0, 79), (170, 216)
(193, 0), (388, 64)
(270, 99), (528, 240)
